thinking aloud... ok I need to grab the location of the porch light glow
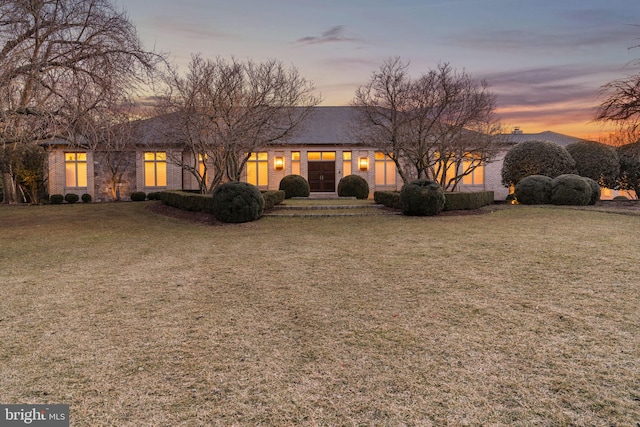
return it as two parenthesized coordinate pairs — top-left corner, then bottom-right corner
(274, 156), (285, 170)
(358, 157), (369, 171)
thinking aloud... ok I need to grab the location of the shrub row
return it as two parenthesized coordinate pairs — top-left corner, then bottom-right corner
(375, 189), (494, 212)
(160, 191), (216, 213)
(49, 193), (92, 204)
(444, 191), (494, 211)
(514, 174), (600, 206)
(262, 190), (285, 210)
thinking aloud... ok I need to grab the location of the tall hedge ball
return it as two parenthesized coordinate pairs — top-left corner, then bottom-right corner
(400, 179), (446, 216)
(278, 174), (310, 199)
(514, 175), (552, 205)
(501, 140), (575, 186)
(337, 174), (369, 199)
(212, 182), (265, 223)
(550, 174), (592, 206)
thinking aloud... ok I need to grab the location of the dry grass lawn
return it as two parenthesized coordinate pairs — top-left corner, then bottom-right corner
(0, 202), (639, 426)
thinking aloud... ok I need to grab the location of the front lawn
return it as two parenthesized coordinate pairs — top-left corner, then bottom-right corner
(0, 202), (638, 426)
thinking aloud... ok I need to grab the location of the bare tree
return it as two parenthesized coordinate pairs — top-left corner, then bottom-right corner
(0, 0), (159, 203)
(157, 55), (321, 193)
(353, 58), (503, 190)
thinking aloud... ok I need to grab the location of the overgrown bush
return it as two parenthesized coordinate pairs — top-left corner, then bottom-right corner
(514, 175), (552, 205)
(566, 140), (619, 188)
(582, 177), (600, 205)
(212, 182), (265, 223)
(81, 193), (92, 203)
(50, 194), (64, 204)
(64, 193), (79, 204)
(262, 190), (285, 210)
(160, 191), (215, 213)
(444, 191), (495, 211)
(550, 174), (592, 206)
(501, 140), (575, 186)
(400, 179), (445, 216)
(374, 191), (401, 209)
(146, 192), (162, 201)
(130, 191), (146, 201)
(278, 174), (310, 199)
(337, 175), (369, 199)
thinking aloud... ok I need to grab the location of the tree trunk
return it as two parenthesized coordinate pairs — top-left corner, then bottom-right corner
(1, 172), (18, 204)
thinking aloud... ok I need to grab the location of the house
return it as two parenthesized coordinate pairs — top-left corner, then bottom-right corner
(44, 106), (616, 202)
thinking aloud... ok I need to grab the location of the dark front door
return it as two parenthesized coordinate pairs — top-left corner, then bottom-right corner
(308, 161), (336, 192)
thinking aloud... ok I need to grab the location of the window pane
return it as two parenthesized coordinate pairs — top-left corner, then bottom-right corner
(246, 162), (257, 185)
(385, 161), (396, 185)
(145, 162), (156, 186)
(308, 152), (321, 161)
(65, 163), (76, 187)
(343, 161), (351, 177)
(77, 162), (88, 187)
(258, 161), (268, 186)
(257, 152), (268, 161)
(343, 151), (351, 160)
(77, 152), (87, 161)
(321, 152), (335, 161)
(144, 152), (155, 161)
(292, 162), (300, 175)
(375, 161), (385, 185)
(155, 152), (166, 161)
(375, 152), (385, 160)
(156, 161), (167, 186)
(474, 165), (484, 184)
(292, 151), (300, 161)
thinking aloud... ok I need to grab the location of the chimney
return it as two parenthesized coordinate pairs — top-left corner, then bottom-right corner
(512, 127), (523, 135)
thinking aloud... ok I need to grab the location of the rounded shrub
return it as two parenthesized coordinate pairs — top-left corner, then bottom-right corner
(501, 140), (575, 186)
(566, 140), (619, 188)
(278, 174), (310, 199)
(337, 174), (369, 199)
(514, 175), (552, 205)
(81, 193), (92, 203)
(550, 174), (592, 206)
(50, 194), (64, 204)
(613, 195), (629, 201)
(64, 193), (80, 204)
(146, 192), (162, 201)
(212, 181), (265, 223)
(400, 179), (446, 216)
(131, 191), (147, 201)
(582, 177), (600, 205)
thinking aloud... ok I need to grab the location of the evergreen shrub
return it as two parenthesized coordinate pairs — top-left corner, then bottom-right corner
(64, 193), (80, 204)
(212, 182), (265, 223)
(550, 174), (592, 206)
(444, 191), (495, 211)
(400, 179), (445, 216)
(278, 174), (310, 199)
(514, 175), (552, 205)
(160, 191), (215, 213)
(81, 193), (92, 203)
(374, 191), (401, 209)
(131, 191), (147, 201)
(582, 177), (601, 205)
(337, 174), (369, 199)
(262, 190), (285, 210)
(50, 194), (64, 204)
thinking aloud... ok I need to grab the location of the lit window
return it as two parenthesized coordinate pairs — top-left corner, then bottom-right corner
(65, 152), (87, 187)
(291, 152), (300, 175)
(247, 152), (268, 187)
(374, 152), (396, 186)
(198, 153), (207, 180)
(343, 152), (352, 177)
(144, 152), (167, 187)
(308, 151), (335, 161)
(462, 155), (484, 185)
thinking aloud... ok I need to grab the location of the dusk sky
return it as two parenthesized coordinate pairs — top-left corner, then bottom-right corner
(119, 0), (640, 139)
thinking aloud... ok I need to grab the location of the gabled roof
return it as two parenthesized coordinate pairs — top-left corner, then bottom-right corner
(502, 130), (593, 147)
(271, 106), (362, 146)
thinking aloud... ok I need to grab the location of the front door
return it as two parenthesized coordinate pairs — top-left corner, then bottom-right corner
(308, 161), (335, 192)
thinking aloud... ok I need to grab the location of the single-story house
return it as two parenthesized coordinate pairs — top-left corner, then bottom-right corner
(44, 106), (622, 202)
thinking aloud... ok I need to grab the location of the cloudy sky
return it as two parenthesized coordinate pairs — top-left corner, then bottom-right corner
(120, 0), (640, 138)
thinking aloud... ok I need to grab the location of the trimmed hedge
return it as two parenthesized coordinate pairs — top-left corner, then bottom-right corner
(81, 193), (92, 203)
(400, 179), (446, 216)
(160, 191), (216, 213)
(337, 175), (369, 199)
(147, 192), (162, 201)
(64, 193), (80, 204)
(50, 194), (64, 204)
(278, 174), (310, 199)
(550, 174), (592, 206)
(131, 191), (147, 201)
(262, 190), (285, 210)
(374, 191), (401, 209)
(514, 175), (552, 205)
(444, 191), (495, 211)
(212, 182), (265, 223)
